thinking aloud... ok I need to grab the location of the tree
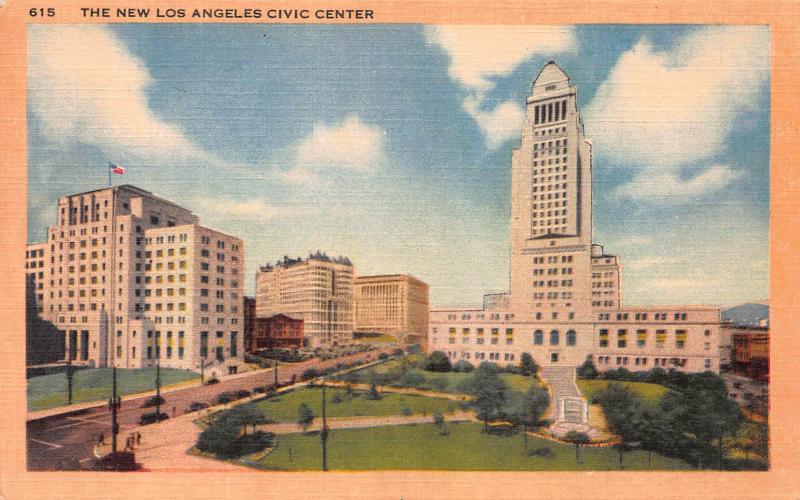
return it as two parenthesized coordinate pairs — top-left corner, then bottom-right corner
(236, 405), (269, 435)
(297, 403), (315, 433)
(432, 410), (447, 435)
(365, 383), (381, 400)
(565, 431), (591, 463)
(460, 364), (511, 431)
(577, 355), (598, 380)
(518, 353), (539, 377)
(424, 351), (452, 372)
(505, 386), (550, 449)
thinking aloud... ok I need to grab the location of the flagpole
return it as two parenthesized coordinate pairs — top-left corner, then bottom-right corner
(108, 163), (112, 188)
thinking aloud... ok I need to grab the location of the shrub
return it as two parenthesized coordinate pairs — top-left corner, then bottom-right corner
(519, 352), (540, 377)
(331, 393), (343, 404)
(452, 360), (474, 373)
(378, 352), (389, 360)
(424, 351), (452, 372)
(577, 355), (598, 379)
(391, 348), (405, 357)
(505, 364), (519, 374)
(236, 390), (252, 399)
(364, 383), (381, 400)
(401, 407), (412, 416)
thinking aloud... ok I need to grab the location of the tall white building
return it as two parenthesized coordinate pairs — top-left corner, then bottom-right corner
(255, 252), (354, 347)
(26, 185), (245, 372)
(428, 61), (721, 373)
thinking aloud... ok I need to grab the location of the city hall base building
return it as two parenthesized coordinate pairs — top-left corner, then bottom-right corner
(428, 62), (722, 374)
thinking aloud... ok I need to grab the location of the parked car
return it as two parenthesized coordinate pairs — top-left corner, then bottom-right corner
(185, 402), (209, 413)
(205, 377), (220, 385)
(236, 389), (252, 399)
(139, 411), (169, 425)
(140, 395), (166, 408)
(215, 392), (236, 405)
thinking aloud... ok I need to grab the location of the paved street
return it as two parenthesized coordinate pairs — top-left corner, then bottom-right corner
(27, 348), (393, 470)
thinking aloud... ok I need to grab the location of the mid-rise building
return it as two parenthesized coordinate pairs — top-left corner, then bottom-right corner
(255, 252), (354, 347)
(26, 185), (245, 372)
(483, 292), (510, 311)
(427, 61), (722, 373)
(354, 274), (429, 344)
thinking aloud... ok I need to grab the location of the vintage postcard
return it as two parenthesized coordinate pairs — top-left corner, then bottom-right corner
(1, 1), (799, 498)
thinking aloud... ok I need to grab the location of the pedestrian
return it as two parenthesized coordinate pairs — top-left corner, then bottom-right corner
(108, 398), (112, 411)
(98, 433), (105, 445)
(117, 396), (122, 408)
(136, 432), (141, 445)
(172, 405), (176, 417)
(124, 436), (132, 452)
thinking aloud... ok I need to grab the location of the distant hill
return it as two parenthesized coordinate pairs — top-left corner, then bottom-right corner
(722, 303), (769, 327)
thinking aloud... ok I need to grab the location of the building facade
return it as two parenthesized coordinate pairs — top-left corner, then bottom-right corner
(255, 252), (354, 347)
(243, 296), (256, 353)
(354, 274), (429, 344)
(250, 314), (304, 350)
(427, 62), (721, 373)
(728, 325), (769, 381)
(26, 185), (245, 372)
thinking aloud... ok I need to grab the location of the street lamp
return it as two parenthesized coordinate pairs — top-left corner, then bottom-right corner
(111, 364), (119, 453)
(321, 377), (329, 471)
(66, 345), (74, 405)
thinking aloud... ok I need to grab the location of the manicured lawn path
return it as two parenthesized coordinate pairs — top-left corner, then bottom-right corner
(27, 367), (199, 411)
(248, 422), (691, 471)
(246, 387), (460, 422)
(577, 379), (670, 408)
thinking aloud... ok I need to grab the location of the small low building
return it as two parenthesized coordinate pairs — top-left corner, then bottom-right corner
(730, 325), (769, 381)
(251, 314), (304, 350)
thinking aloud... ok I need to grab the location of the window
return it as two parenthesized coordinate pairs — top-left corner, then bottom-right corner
(617, 329), (627, 348)
(534, 330), (543, 345)
(550, 329), (559, 346)
(599, 329), (608, 347)
(675, 329), (687, 349)
(636, 329), (647, 347)
(566, 330), (576, 346)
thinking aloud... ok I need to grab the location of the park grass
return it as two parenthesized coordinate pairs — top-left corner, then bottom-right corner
(246, 422), (691, 471)
(343, 354), (538, 394)
(27, 367), (199, 411)
(577, 379), (670, 408)
(245, 386), (460, 422)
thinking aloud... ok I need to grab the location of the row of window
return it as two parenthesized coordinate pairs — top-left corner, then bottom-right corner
(533, 100), (567, 125)
(597, 312), (691, 322)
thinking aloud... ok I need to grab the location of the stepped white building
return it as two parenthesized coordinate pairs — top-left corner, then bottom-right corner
(26, 185), (245, 372)
(428, 61), (721, 374)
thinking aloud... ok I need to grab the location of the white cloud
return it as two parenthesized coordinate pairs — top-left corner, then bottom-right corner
(585, 26), (769, 199)
(28, 25), (213, 164)
(424, 25), (577, 149)
(424, 26), (577, 91)
(625, 255), (680, 270)
(278, 114), (387, 184)
(615, 164), (746, 201)
(463, 97), (525, 149)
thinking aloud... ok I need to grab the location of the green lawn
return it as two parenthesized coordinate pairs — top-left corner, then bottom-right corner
(245, 386), (460, 422)
(27, 367), (199, 411)
(577, 379), (670, 408)
(246, 422), (691, 471)
(340, 354), (538, 394)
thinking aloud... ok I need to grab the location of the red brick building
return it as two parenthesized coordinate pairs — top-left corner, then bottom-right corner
(251, 314), (304, 351)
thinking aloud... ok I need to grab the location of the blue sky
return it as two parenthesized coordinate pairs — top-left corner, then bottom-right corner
(27, 24), (770, 307)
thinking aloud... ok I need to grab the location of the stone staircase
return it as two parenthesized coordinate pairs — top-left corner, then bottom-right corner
(540, 366), (600, 439)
